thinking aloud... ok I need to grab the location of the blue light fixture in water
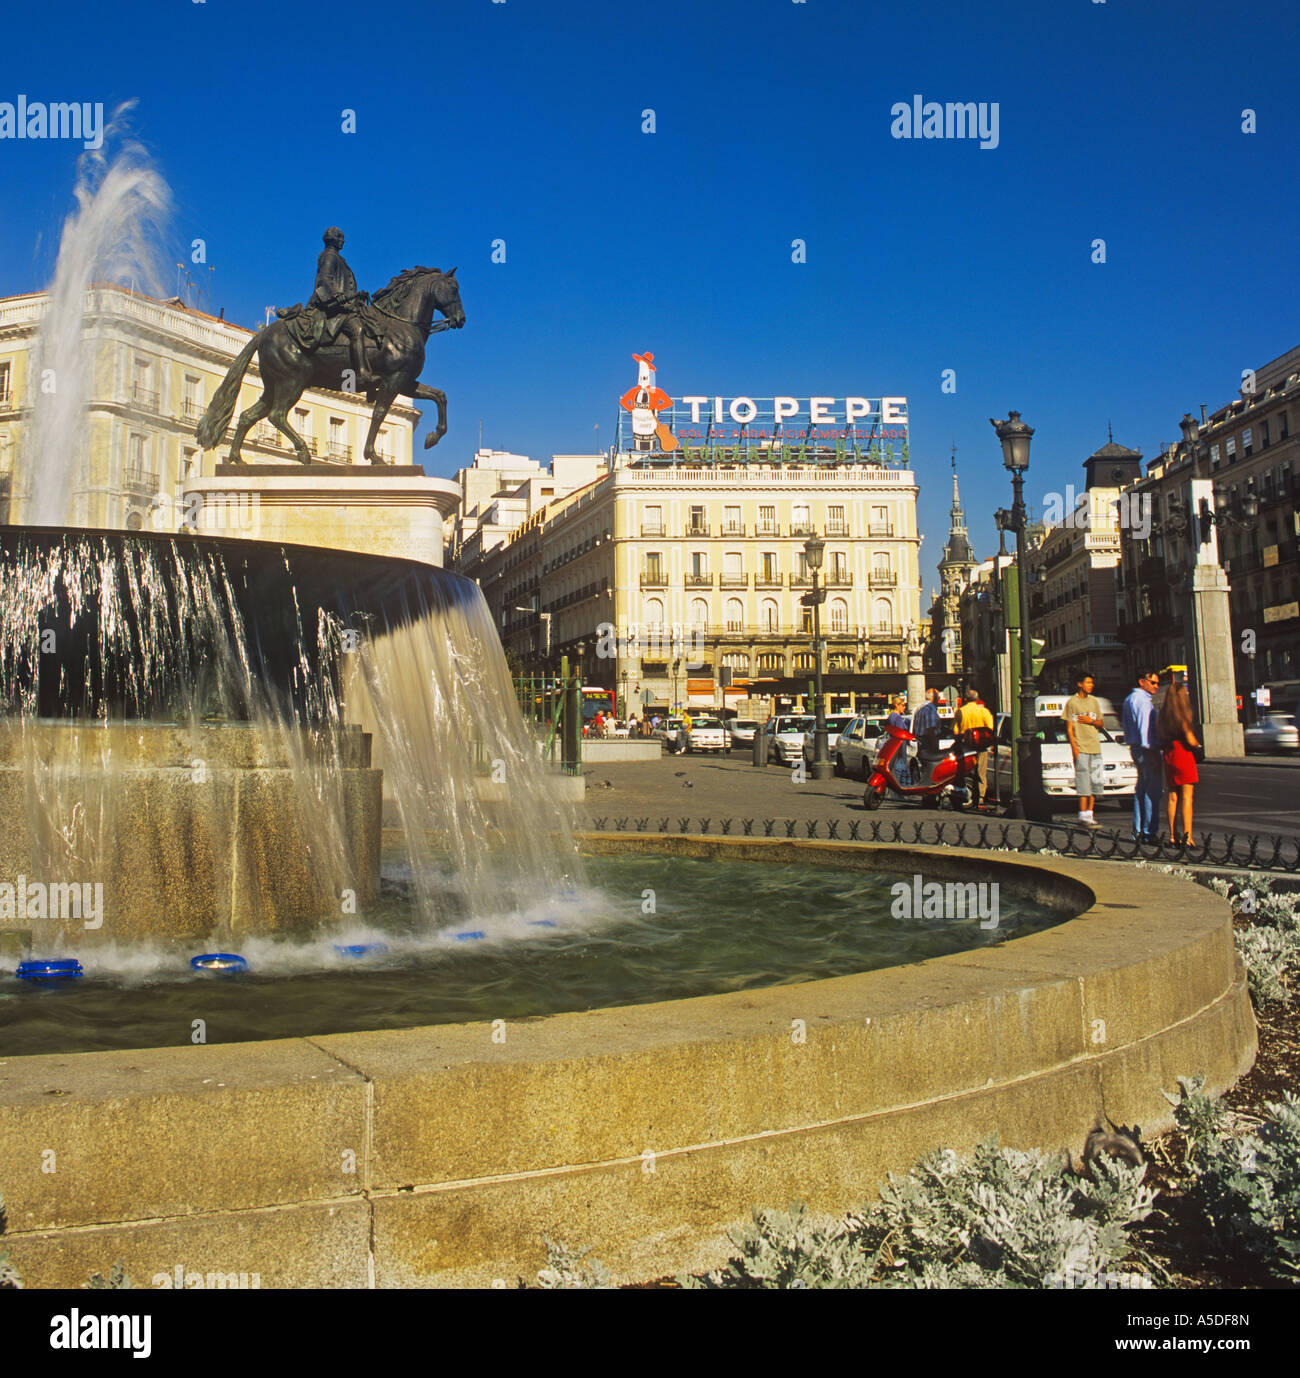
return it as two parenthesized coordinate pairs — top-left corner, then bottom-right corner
(455, 930), (486, 942)
(528, 919), (557, 928)
(190, 953), (248, 974)
(334, 943), (389, 958)
(16, 959), (83, 982)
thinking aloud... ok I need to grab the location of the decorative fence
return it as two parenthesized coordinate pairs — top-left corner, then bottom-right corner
(578, 813), (1300, 874)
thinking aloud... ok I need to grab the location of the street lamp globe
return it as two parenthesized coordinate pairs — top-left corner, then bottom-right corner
(1179, 412), (1199, 451)
(1243, 483), (1259, 520)
(803, 534), (825, 572)
(989, 411), (1034, 471)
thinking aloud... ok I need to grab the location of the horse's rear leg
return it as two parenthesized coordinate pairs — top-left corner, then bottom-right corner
(229, 393), (273, 463)
(267, 389), (312, 464)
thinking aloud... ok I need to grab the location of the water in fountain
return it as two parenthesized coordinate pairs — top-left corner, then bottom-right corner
(24, 130), (171, 525)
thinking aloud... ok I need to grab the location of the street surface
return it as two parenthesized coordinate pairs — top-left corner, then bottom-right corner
(574, 750), (1300, 840)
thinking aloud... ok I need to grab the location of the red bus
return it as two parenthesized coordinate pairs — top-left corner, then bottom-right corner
(580, 686), (616, 733)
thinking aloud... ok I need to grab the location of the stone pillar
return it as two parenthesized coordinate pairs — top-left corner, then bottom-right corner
(1189, 479), (1244, 759)
(906, 642), (926, 709)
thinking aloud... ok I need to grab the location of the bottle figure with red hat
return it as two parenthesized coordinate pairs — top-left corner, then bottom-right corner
(620, 352), (678, 453)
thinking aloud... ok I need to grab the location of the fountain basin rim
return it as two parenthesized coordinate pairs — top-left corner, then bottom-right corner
(0, 839), (1254, 1288)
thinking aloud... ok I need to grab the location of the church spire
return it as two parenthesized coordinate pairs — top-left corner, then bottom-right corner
(940, 443), (975, 572)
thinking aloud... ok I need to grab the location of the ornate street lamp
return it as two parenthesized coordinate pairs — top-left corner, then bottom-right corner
(802, 534), (832, 779)
(989, 411), (1045, 819)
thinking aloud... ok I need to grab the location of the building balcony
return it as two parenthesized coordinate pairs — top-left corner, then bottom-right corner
(684, 573), (714, 587)
(130, 385), (160, 410)
(868, 571), (897, 588)
(719, 573), (750, 588)
(326, 441), (352, 461)
(755, 524), (781, 537)
(870, 625), (904, 641)
(685, 523), (711, 537)
(719, 522), (745, 536)
(639, 572), (668, 588)
(182, 398), (205, 421)
(789, 522), (816, 537)
(754, 573), (785, 588)
(123, 469), (159, 498)
(825, 524), (849, 537)
(0, 387), (14, 411)
(825, 573), (853, 586)
(868, 522), (894, 537)
(790, 574), (812, 588)
(640, 524), (665, 537)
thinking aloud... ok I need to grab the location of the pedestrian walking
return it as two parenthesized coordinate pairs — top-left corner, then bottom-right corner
(1062, 671), (1105, 828)
(955, 687), (994, 808)
(1157, 680), (1200, 843)
(1121, 667), (1162, 842)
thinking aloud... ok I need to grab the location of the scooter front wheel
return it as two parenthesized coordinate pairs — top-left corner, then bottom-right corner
(863, 784), (885, 810)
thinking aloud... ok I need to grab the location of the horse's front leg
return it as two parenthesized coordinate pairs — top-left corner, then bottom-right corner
(363, 387), (399, 465)
(411, 383), (447, 449)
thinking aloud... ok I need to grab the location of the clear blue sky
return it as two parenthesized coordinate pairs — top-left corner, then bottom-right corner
(3, 0), (1296, 583)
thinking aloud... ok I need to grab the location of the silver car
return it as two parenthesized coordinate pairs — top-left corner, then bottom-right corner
(1244, 712), (1300, 754)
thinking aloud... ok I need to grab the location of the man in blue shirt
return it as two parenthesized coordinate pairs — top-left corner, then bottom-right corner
(910, 688), (942, 784)
(1121, 667), (1162, 842)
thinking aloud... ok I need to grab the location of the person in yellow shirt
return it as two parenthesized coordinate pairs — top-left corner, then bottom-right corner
(955, 687), (995, 808)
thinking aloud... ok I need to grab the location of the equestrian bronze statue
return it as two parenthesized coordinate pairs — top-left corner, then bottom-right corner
(197, 229), (465, 465)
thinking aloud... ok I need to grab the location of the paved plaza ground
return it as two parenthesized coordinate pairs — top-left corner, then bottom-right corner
(573, 748), (1300, 842)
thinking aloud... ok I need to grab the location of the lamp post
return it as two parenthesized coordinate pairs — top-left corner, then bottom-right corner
(989, 411), (1043, 819)
(802, 534), (832, 780)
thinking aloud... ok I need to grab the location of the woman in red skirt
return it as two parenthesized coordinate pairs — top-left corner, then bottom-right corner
(1157, 682), (1200, 843)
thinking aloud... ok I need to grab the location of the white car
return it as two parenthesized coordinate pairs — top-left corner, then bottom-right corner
(767, 715), (815, 765)
(803, 714), (857, 765)
(727, 718), (760, 749)
(654, 716), (685, 750)
(685, 717), (728, 753)
(1244, 712), (1300, 754)
(833, 716), (883, 779)
(993, 700), (1136, 806)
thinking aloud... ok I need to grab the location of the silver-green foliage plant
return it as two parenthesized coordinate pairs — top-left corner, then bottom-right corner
(536, 1238), (614, 1290)
(1171, 1075), (1300, 1283)
(1207, 874), (1300, 1007)
(0, 1190), (21, 1290)
(85, 1261), (135, 1290)
(680, 1139), (1157, 1289)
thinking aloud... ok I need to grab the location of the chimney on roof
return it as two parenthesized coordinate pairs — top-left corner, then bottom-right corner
(1200, 404), (1207, 425)
(219, 307), (225, 320)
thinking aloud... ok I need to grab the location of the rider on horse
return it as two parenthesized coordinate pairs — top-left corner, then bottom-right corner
(278, 227), (378, 390)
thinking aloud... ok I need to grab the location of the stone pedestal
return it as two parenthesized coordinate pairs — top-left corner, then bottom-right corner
(178, 464), (461, 567)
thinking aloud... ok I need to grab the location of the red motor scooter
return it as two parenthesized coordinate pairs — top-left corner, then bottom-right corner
(862, 722), (997, 811)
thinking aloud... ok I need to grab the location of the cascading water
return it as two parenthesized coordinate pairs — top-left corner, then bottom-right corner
(0, 528), (580, 952)
(23, 129), (170, 526)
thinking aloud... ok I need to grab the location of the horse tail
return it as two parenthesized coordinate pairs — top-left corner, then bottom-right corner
(196, 332), (260, 450)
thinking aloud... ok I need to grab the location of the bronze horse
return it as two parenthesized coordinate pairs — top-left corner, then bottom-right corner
(196, 266), (465, 464)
